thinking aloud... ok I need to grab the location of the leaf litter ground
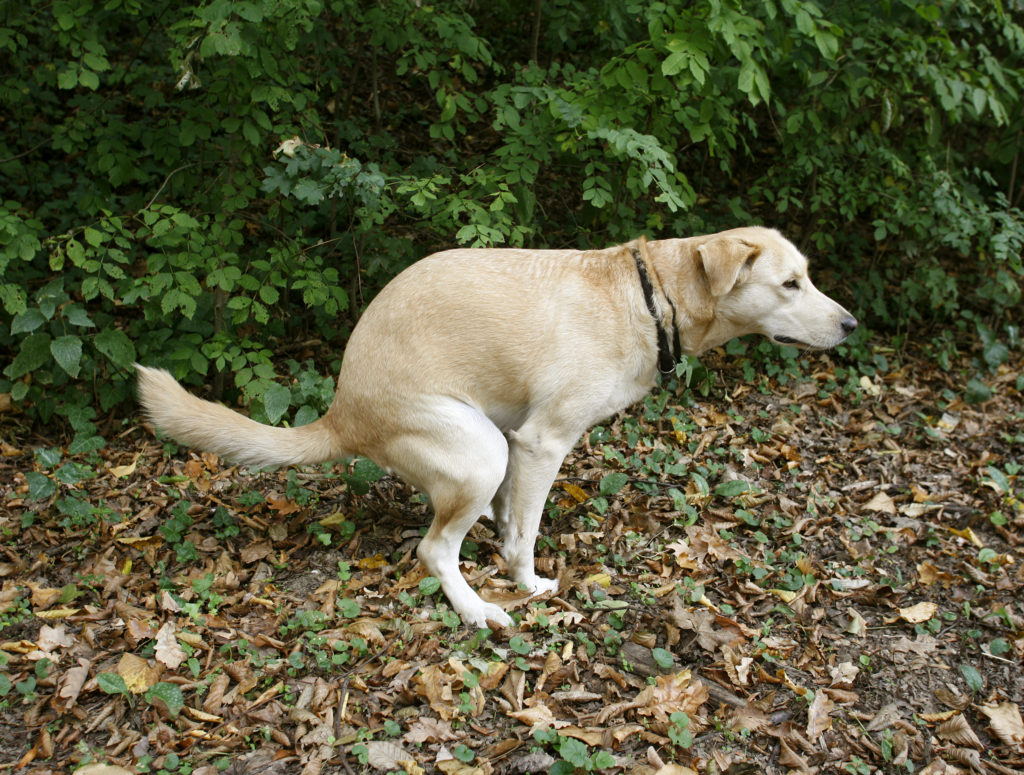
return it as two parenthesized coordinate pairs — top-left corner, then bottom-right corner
(1, 347), (1023, 775)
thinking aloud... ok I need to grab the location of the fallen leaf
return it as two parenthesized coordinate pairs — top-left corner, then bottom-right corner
(109, 454), (139, 477)
(947, 526), (984, 547)
(898, 601), (938, 624)
(936, 713), (983, 748)
(806, 690), (835, 739)
(977, 702), (1024, 748)
(155, 622), (187, 669)
(507, 701), (568, 733)
(365, 740), (413, 772)
(58, 658), (91, 709)
(37, 624), (75, 652)
(404, 717), (457, 744)
(633, 670), (709, 723)
(116, 652), (161, 694)
(863, 491), (896, 514)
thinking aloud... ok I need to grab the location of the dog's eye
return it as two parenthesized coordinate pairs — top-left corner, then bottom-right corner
(783, 279), (800, 290)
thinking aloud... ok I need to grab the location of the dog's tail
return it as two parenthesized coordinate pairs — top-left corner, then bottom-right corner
(135, 365), (344, 469)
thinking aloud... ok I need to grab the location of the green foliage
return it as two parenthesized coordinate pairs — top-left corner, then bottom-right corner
(2, 0), (1022, 426)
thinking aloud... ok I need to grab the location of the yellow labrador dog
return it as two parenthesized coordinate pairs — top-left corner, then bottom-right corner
(137, 227), (856, 628)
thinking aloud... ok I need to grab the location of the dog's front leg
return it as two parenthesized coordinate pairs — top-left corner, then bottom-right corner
(500, 426), (575, 598)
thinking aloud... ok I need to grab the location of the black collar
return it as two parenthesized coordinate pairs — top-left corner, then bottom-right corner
(631, 246), (679, 377)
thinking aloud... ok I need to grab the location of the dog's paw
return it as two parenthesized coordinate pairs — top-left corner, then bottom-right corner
(460, 601), (513, 630)
(522, 575), (559, 597)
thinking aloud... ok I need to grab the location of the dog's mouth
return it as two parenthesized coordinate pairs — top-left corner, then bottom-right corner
(773, 335), (803, 345)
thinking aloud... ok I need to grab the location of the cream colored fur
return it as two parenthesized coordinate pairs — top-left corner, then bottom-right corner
(137, 226), (856, 628)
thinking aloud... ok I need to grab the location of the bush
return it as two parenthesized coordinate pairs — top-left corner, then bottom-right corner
(2, 0), (1021, 428)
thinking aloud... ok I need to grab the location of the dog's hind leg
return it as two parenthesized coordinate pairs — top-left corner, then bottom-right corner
(384, 400), (513, 629)
(500, 421), (580, 598)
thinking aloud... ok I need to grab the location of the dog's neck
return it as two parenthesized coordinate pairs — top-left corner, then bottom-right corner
(647, 239), (728, 357)
(631, 246), (680, 377)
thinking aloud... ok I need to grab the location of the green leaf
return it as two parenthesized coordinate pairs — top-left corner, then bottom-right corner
(11, 308), (47, 334)
(652, 647), (674, 669)
(57, 67), (78, 89)
(147, 681), (184, 716)
(96, 672), (129, 697)
(690, 472), (710, 498)
(338, 597), (360, 618)
(964, 377), (992, 404)
(7, 333), (52, 379)
(714, 480), (750, 498)
(25, 472), (56, 501)
(95, 328), (136, 368)
(960, 664), (984, 692)
(662, 51), (688, 77)
(985, 466), (1010, 495)
(262, 382), (291, 425)
(51, 335), (83, 377)
(599, 472), (629, 496)
(509, 635), (531, 655)
(65, 305), (95, 328)
(418, 576), (441, 596)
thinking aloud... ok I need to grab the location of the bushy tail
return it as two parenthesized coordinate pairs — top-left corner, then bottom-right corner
(135, 365), (344, 468)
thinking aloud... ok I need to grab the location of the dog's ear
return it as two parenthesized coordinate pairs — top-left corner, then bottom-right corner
(697, 236), (760, 297)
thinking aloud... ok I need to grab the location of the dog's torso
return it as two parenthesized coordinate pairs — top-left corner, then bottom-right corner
(329, 245), (661, 458)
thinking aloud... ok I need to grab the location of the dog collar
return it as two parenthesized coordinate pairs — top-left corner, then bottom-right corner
(631, 246), (679, 377)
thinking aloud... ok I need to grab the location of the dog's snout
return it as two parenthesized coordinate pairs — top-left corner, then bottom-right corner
(840, 315), (858, 336)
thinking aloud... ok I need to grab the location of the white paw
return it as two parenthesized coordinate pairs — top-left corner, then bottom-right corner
(459, 601), (513, 630)
(522, 575), (559, 597)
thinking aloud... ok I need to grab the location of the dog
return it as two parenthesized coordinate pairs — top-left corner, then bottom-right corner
(136, 226), (857, 628)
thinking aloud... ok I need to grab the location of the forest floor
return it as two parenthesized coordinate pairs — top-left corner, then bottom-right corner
(1, 343), (1023, 775)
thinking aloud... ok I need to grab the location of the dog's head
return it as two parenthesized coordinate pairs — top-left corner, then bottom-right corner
(660, 227), (857, 354)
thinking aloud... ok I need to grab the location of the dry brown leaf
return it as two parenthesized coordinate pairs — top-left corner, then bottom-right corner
(918, 759), (967, 775)
(154, 622), (187, 669)
(721, 644), (753, 686)
(74, 766), (137, 775)
(977, 702), (1024, 748)
(864, 491), (896, 514)
(27, 582), (62, 609)
(829, 661), (859, 689)
(806, 690), (835, 740)
(109, 454), (139, 477)
(184, 707), (223, 723)
(241, 539), (273, 564)
(37, 624), (75, 652)
(507, 702), (566, 733)
(116, 652), (161, 694)
(345, 618), (387, 647)
(34, 606), (80, 619)
(778, 738), (811, 770)
(203, 672), (230, 714)
(633, 670), (709, 723)
(898, 601), (939, 624)
(846, 607), (868, 637)
(935, 713), (983, 749)
(58, 658), (91, 709)
(404, 717), (457, 744)
(946, 526), (983, 547)
(558, 726), (604, 746)
(365, 740), (413, 772)
(865, 703), (902, 732)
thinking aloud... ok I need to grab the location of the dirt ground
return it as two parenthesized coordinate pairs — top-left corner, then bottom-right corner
(1, 345), (1022, 774)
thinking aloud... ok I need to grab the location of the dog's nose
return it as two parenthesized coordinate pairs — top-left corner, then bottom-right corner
(841, 315), (858, 336)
